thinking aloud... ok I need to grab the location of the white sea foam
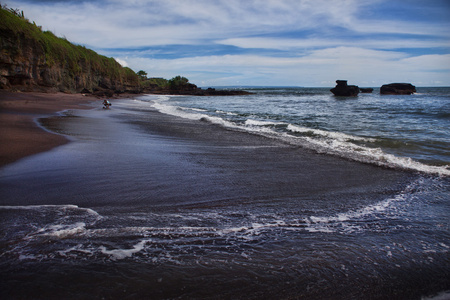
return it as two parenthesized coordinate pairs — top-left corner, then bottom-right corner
(152, 101), (238, 129)
(421, 291), (450, 300)
(216, 110), (238, 115)
(57, 244), (96, 258)
(200, 115), (238, 128)
(100, 239), (151, 260)
(0, 205), (102, 243)
(302, 178), (424, 234)
(287, 124), (375, 142)
(181, 107), (208, 112)
(0, 204), (101, 217)
(281, 129), (450, 176)
(245, 119), (285, 127)
(2, 176), (438, 264)
(33, 222), (87, 239)
(18, 254), (37, 260)
(303, 197), (396, 234)
(151, 101), (195, 120)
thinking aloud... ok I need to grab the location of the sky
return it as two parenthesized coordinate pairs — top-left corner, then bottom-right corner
(4, 0), (450, 87)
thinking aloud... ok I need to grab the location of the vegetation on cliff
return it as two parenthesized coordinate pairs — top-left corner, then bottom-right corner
(0, 5), (139, 94)
(0, 5), (252, 96)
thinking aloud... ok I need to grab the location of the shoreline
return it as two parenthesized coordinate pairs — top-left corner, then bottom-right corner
(1, 94), (413, 209)
(0, 91), (135, 167)
(0, 90), (249, 167)
(2, 91), (446, 300)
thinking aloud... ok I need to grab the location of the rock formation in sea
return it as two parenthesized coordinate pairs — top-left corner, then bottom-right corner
(380, 83), (416, 95)
(360, 88), (373, 93)
(330, 80), (360, 96)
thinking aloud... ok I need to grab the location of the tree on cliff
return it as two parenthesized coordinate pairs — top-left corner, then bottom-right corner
(168, 76), (195, 91)
(137, 70), (147, 80)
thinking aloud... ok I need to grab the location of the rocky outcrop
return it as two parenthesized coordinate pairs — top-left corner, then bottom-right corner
(380, 83), (416, 95)
(360, 88), (373, 93)
(330, 80), (359, 96)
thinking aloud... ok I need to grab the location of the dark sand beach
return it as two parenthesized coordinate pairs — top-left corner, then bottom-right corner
(0, 94), (410, 208)
(0, 94), (448, 299)
(0, 91), (94, 166)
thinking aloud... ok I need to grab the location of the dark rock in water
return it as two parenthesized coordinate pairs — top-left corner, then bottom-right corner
(360, 88), (373, 93)
(380, 83), (416, 95)
(330, 80), (359, 96)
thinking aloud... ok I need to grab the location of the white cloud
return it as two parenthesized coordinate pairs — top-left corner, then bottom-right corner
(7, 0), (450, 86)
(400, 54), (450, 73)
(14, 0), (448, 48)
(117, 48), (450, 86)
(114, 58), (128, 67)
(349, 19), (450, 38)
(218, 37), (450, 51)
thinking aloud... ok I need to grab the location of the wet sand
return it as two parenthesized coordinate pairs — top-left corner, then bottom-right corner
(1, 96), (413, 209)
(0, 91), (96, 166)
(1, 96), (445, 300)
(0, 91), (136, 166)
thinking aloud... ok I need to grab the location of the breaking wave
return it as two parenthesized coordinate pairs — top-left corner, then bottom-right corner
(1, 175), (447, 264)
(148, 96), (449, 176)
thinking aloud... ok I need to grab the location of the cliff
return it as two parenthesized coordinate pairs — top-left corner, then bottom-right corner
(0, 7), (252, 97)
(0, 6), (140, 94)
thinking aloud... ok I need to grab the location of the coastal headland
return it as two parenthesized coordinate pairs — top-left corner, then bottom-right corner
(0, 6), (251, 96)
(0, 6), (251, 166)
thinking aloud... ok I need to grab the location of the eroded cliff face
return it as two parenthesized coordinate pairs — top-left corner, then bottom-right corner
(1, 31), (46, 90)
(0, 15), (140, 94)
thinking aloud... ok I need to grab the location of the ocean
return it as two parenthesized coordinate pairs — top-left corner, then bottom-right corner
(152, 87), (450, 176)
(0, 87), (449, 299)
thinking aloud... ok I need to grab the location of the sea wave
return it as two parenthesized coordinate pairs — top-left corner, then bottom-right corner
(149, 96), (450, 177)
(0, 204), (100, 217)
(100, 239), (151, 260)
(302, 177), (428, 233)
(245, 119), (286, 127)
(286, 124), (375, 142)
(1, 175), (447, 264)
(33, 222), (87, 239)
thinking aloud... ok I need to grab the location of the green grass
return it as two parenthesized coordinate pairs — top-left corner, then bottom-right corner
(142, 77), (169, 88)
(0, 6), (139, 87)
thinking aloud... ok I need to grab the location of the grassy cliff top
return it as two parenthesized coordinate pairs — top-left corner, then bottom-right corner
(0, 5), (138, 84)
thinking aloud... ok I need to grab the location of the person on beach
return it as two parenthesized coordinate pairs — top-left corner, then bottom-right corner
(103, 99), (111, 109)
